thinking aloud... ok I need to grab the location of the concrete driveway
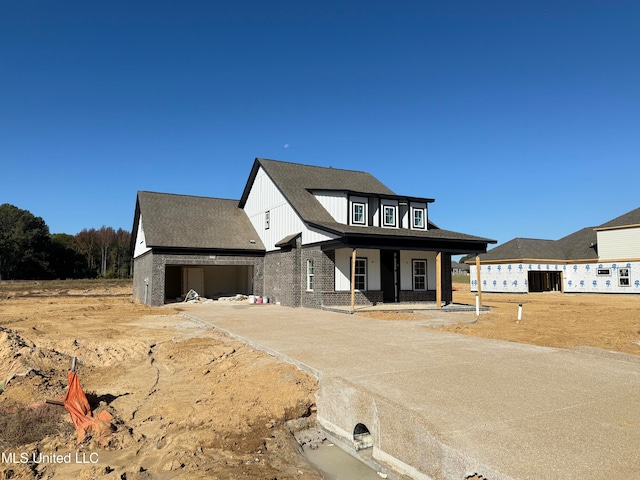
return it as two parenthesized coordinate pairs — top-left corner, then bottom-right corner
(178, 302), (640, 480)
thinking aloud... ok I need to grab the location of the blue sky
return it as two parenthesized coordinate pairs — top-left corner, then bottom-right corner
(1, 1), (638, 251)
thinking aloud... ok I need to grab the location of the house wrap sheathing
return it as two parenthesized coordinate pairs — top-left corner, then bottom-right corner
(470, 207), (640, 294)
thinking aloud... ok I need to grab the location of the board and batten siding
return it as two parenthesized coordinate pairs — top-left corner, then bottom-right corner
(399, 251), (437, 290)
(133, 218), (151, 258)
(334, 248), (381, 291)
(243, 166), (337, 251)
(313, 191), (347, 223)
(597, 227), (640, 260)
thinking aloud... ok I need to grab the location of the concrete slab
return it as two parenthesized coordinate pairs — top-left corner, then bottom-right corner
(178, 303), (640, 480)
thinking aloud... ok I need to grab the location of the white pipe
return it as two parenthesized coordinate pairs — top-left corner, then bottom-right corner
(517, 303), (523, 321)
(475, 294), (480, 316)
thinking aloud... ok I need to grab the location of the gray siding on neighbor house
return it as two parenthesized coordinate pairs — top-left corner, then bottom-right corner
(134, 251), (264, 306)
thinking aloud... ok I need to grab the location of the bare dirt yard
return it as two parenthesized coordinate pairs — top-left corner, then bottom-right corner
(360, 282), (640, 356)
(2, 280), (639, 480)
(0, 280), (321, 480)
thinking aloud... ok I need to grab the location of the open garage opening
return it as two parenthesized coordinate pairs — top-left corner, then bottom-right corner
(528, 271), (562, 292)
(164, 265), (254, 302)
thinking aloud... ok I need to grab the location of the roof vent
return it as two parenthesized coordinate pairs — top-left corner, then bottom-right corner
(249, 239), (256, 244)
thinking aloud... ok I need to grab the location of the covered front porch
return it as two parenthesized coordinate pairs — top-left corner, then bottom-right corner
(324, 246), (451, 311)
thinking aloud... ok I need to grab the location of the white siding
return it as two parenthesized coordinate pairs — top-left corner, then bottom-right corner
(334, 248), (381, 291)
(314, 191), (348, 223)
(370, 198), (380, 227)
(133, 218), (151, 258)
(400, 204), (409, 229)
(348, 196), (369, 226)
(409, 202), (427, 230)
(380, 199), (399, 228)
(399, 251), (437, 290)
(243, 166), (336, 251)
(597, 227), (640, 260)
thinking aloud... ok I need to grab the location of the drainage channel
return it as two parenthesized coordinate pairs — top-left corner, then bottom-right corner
(297, 426), (408, 480)
(302, 442), (386, 480)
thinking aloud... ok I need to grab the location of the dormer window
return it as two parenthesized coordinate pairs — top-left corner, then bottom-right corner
(352, 202), (366, 225)
(410, 203), (427, 230)
(383, 205), (397, 227)
(413, 209), (424, 229)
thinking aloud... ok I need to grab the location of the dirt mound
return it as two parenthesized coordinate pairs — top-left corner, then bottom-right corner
(0, 327), (70, 392)
(0, 281), (322, 480)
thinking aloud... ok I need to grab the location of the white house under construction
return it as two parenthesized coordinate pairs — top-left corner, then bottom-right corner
(470, 207), (640, 294)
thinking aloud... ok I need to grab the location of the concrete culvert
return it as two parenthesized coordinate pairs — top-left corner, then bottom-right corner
(353, 423), (373, 451)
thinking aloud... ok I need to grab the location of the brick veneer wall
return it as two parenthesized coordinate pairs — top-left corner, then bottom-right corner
(398, 290), (436, 302)
(133, 251), (264, 306)
(264, 238), (301, 307)
(300, 245), (335, 309)
(132, 251), (153, 304)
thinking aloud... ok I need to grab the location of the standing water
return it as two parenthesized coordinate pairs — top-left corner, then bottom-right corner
(303, 442), (387, 480)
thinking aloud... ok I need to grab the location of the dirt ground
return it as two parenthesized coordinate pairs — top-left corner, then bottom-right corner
(2, 280), (639, 480)
(0, 280), (321, 480)
(360, 282), (640, 356)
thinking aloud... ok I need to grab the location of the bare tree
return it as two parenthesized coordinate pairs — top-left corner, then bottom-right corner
(96, 226), (117, 277)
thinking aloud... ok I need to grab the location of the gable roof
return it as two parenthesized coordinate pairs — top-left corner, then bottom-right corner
(596, 207), (640, 230)
(476, 208), (640, 263)
(240, 158), (494, 246)
(240, 158), (400, 225)
(135, 191), (264, 251)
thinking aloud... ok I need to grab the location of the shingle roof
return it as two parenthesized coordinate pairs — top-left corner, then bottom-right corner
(241, 158), (494, 245)
(241, 158), (398, 226)
(477, 208), (640, 262)
(478, 238), (564, 261)
(136, 191), (264, 251)
(556, 227), (598, 260)
(596, 207), (640, 229)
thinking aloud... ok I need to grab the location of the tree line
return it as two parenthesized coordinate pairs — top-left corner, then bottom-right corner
(0, 203), (131, 280)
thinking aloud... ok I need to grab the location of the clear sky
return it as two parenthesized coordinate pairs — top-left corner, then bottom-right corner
(2, 1), (638, 250)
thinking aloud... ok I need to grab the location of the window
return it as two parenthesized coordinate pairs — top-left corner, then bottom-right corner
(354, 258), (367, 291)
(619, 268), (630, 287)
(306, 259), (314, 291)
(413, 209), (425, 229)
(383, 205), (396, 227)
(413, 259), (427, 291)
(352, 203), (365, 225)
(265, 210), (270, 229)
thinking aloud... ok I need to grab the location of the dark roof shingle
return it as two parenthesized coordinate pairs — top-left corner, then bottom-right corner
(137, 191), (264, 251)
(242, 158), (494, 245)
(478, 208), (640, 262)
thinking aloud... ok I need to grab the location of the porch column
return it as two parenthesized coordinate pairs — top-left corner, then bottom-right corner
(350, 248), (357, 311)
(436, 252), (442, 309)
(476, 254), (483, 306)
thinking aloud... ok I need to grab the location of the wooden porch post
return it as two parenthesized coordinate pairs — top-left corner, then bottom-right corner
(436, 252), (442, 309)
(350, 248), (357, 312)
(476, 254), (483, 307)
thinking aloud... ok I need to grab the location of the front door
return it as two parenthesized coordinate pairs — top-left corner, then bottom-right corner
(380, 250), (398, 303)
